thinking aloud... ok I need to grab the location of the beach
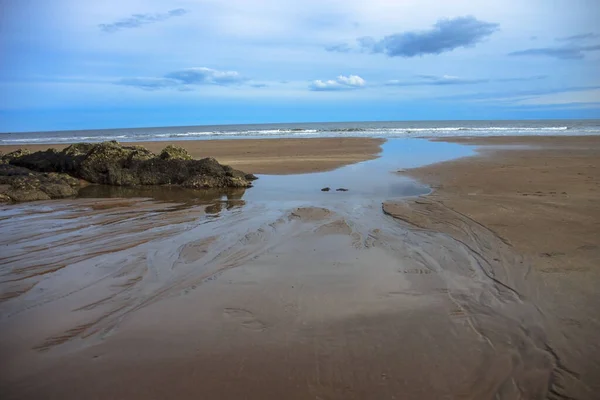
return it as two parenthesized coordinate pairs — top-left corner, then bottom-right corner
(0, 137), (384, 175)
(387, 135), (600, 399)
(1, 134), (599, 399)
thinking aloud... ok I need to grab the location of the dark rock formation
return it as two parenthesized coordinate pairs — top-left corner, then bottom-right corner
(321, 187), (331, 192)
(0, 164), (80, 202)
(159, 145), (192, 161)
(0, 149), (31, 165)
(336, 188), (349, 192)
(2, 141), (256, 202)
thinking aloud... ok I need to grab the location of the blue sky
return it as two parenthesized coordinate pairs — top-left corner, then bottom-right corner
(1, 0), (599, 132)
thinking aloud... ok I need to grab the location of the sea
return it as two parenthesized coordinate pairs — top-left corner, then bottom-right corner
(1, 119), (599, 145)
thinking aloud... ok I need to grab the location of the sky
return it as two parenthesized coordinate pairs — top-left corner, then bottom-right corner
(1, 0), (599, 132)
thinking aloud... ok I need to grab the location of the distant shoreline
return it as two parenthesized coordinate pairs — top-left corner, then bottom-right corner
(1, 119), (598, 145)
(2, 118), (599, 136)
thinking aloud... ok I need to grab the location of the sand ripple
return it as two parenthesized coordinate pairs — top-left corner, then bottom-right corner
(0, 198), (571, 399)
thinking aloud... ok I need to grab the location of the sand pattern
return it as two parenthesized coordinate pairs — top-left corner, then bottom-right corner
(0, 198), (568, 399)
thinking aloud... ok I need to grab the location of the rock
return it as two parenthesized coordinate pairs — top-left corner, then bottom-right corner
(9, 148), (66, 172)
(159, 145), (192, 161)
(43, 172), (81, 187)
(2, 141), (256, 201)
(39, 183), (78, 198)
(126, 146), (155, 164)
(4, 188), (51, 202)
(336, 188), (349, 192)
(63, 142), (95, 157)
(74, 144), (234, 187)
(0, 164), (81, 202)
(0, 164), (34, 181)
(321, 187), (331, 191)
(78, 141), (138, 182)
(1, 149), (31, 164)
(8, 175), (41, 191)
(223, 165), (248, 179)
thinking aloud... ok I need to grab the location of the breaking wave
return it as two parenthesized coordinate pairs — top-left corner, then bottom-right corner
(1, 124), (597, 145)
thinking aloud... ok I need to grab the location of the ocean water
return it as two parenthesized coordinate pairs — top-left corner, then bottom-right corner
(1, 119), (599, 145)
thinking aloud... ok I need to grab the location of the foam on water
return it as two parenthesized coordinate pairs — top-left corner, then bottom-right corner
(1, 120), (598, 145)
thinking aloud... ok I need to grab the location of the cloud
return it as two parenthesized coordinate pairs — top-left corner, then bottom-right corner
(417, 74), (487, 85)
(384, 74), (546, 86)
(99, 9), (189, 33)
(496, 75), (547, 82)
(164, 68), (246, 85)
(116, 77), (180, 90)
(325, 43), (352, 53)
(326, 16), (498, 57)
(117, 67), (247, 90)
(508, 44), (600, 59)
(309, 75), (366, 91)
(556, 32), (598, 42)
(437, 85), (600, 102)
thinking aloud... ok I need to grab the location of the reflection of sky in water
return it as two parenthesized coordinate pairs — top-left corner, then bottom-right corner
(244, 139), (474, 202)
(69, 138), (474, 207)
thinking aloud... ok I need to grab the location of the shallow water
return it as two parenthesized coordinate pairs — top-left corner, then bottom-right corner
(245, 138), (473, 203)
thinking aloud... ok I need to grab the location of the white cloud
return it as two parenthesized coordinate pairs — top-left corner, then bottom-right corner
(310, 74), (366, 91)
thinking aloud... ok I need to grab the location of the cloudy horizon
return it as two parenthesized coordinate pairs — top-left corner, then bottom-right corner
(1, 0), (599, 132)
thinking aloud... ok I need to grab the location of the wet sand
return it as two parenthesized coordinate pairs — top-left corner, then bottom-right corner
(0, 137), (384, 174)
(1, 136), (599, 399)
(386, 135), (600, 399)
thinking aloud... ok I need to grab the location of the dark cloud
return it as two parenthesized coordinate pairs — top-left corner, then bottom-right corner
(326, 16), (498, 57)
(509, 44), (600, 59)
(117, 67), (246, 90)
(356, 36), (385, 53)
(99, 9), (188, 33)
(556, 32), (598, 42)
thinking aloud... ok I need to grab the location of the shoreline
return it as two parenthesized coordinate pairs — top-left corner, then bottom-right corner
(0, 137), (384, 175)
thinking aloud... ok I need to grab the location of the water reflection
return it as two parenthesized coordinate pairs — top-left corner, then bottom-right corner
(78, 185), (247, 216)
(243, 139), (474, 203)
(73, 139), (474, 206)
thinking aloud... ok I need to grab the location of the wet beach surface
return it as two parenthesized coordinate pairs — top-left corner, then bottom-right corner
(0, 138), (594, 399)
